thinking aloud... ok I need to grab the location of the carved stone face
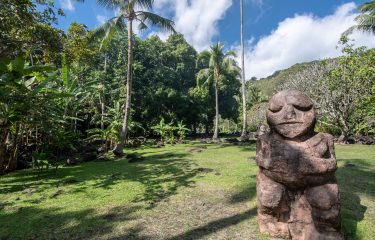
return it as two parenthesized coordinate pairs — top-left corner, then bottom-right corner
(266, 90), (315, 139)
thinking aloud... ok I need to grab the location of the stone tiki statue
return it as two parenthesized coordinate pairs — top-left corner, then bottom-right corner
(256, 90), (343, 239)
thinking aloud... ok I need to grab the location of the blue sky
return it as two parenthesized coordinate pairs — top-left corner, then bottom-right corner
(55, 0), (375, 78)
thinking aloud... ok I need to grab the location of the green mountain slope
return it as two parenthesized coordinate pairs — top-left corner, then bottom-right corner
(249, 61), (316, 98)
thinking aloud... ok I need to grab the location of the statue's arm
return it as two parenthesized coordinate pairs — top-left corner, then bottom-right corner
(299, 134), (337, 174)
(256, 134), (272, 169)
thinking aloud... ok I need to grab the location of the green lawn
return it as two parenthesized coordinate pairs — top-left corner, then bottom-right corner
(0, 142), (374, 240)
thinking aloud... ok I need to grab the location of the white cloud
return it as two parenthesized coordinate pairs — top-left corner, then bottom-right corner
(153, 0), (232, 51)
(96, 15), (107, 25)
(59, 0), (75, 11)
(238, 2), (375, 79)
(147, 31), (170, 41)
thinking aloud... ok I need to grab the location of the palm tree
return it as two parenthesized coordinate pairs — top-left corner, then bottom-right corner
(239, 0), (248, 141)
(197, 43), (240, 141)
(344, 0), (375, 35)
(93, 0), (175, 155)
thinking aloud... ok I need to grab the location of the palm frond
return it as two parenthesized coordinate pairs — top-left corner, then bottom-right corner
(224, 58), (240, 74)
(90, 16), (127, 50)
(196, 68), (211, 88)
(345, 1), (375, 35)
(136, 11), (175, 33)
(358, 1), (375, 13)
(96, 0), (123, 10)
(134, 0), (154, 10)
(345, 14), (375, 35)
(196, 50), (211, 68)
(137, 20), (148, 31)
(342, 26), (356, 36)
(225, 50), (237, 58)
(356, 14), (375, 29)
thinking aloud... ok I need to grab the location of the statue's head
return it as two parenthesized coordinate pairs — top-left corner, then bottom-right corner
(266, 90), (315, 139)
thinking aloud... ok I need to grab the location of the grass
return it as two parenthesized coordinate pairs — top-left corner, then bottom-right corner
(0, 142), (374, 240)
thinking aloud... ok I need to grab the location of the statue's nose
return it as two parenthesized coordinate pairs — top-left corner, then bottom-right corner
(284, 105), (296, 119)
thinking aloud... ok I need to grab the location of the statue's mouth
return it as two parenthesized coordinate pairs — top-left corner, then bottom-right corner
(278, 121), (303, 125)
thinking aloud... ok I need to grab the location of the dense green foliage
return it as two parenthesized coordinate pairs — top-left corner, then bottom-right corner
(91, 0), (176, 155)
(0, 0), (241, 173)
(196, 43), (240, 140)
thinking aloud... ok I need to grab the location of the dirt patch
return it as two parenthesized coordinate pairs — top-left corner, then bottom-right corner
(196, 167), (214, 173)
(127, 153), (145, 163)
(344, 162), (356, 168)
(63, 177), (80, 185)
(187, 146), (207, 153)
(50, 189), (63, 198)
(103, 213), (117, 221)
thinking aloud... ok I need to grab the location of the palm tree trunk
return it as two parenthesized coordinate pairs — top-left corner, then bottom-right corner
(113, 19), (133, 156)
(240, 0), (248, 141)
(213, 83), (219, 141)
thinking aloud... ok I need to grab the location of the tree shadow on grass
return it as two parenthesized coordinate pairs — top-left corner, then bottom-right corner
(228, 184), (257, 204)
(0, 162), (99, 195)
(0, 204), (146, 240)
(92, 152), (201, 207)
(0, 151), (201, 209)
(336, 159), (373, 239)
(0, 150), (206, 239)
(166, 207), (257, 240)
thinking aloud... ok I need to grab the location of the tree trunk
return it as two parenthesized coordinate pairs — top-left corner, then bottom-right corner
(239, 0), (248, 141)
(337, 117), (351, 143)
(213, 83), (219, 141)
(192, 124), (196, 135)
(113, 19), (133, 156)
(338, 126), (350, 143)
(0, 124), (9, 175)
(6, 124), (20, 172)
(100, 55), (107, 131)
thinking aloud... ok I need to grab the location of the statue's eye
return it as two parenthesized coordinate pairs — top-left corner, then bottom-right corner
(269, 105), (282, 113)
(293, 104), (312, 112)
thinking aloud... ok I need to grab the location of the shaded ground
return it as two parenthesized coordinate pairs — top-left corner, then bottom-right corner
(0, 142), (374, 239)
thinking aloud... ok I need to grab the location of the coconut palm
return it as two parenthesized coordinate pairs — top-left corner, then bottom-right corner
(239, 0), (248, 141)
(197, 43), (240, 141)
(93, 0), (175, 155)
(344, 0), (375, 35)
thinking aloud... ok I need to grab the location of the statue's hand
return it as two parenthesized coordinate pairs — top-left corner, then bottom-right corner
(298, 156), (337, 175)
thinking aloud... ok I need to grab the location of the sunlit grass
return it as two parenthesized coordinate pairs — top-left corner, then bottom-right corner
(0, 142), (374, 239)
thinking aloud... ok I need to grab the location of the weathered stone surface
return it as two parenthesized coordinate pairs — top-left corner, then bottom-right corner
(256, 90), (343, 239)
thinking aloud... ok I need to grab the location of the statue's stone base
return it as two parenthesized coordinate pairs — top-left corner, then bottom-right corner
(257, 172), (343, 240)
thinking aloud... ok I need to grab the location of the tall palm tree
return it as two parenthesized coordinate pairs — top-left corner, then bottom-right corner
(93, 0), (175, 155)
(239, 0), (248, 141)
(197, 43), (239, 141)
(344, 0), (375, 35)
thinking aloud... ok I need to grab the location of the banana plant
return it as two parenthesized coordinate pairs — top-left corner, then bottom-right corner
(0, 56), (60, 173)
(176, 120), (190, 141)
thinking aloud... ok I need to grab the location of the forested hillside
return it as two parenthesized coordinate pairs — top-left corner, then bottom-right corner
(247, 42), (375, 142)
(249, 62), (311, 98)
